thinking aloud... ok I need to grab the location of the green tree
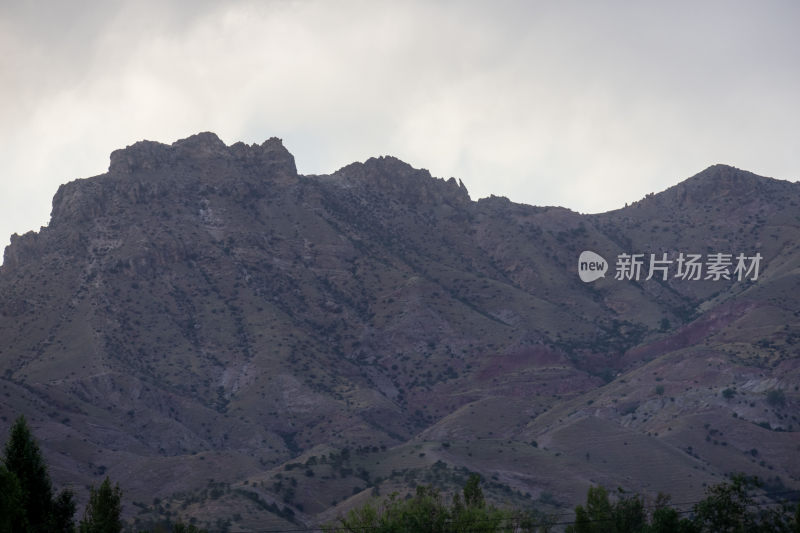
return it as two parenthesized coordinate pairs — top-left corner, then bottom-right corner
(691, 475), (756, 532)
(612, 489), (646, 532)
(567, 486), (615, 533)
(722, 388), (736, 400)
(3, 415), (56, 532)
(463, 473), (485, 508)
(0, 463), (24, 533)
(51, 488), (77, 533)
(451, 475), (508, 532)
(646, 494), (686, 533)
(80, 477), (123, 533)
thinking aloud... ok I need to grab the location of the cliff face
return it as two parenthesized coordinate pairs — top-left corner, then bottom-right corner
(0, 133), (798, 529)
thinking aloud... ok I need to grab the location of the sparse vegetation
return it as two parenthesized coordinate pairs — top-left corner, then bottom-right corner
(766, 389), (786, 408)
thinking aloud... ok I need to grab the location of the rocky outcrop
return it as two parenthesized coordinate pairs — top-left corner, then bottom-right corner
(47, 133), (297, 229)
(108, 132), (297, 179)
(332, 156), (470, 207)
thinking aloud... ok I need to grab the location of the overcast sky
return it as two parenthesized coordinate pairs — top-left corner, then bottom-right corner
(2, 1), (799, 255)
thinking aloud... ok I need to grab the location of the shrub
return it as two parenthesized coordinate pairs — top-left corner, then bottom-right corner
(723, 388), (736, 400)
(766, 389), (786, 408)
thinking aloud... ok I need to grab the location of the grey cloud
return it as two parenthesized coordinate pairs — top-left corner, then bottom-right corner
(1, 1), (798, 256)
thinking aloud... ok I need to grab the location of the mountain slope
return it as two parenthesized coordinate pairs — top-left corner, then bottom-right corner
(1, 133), (798, 529)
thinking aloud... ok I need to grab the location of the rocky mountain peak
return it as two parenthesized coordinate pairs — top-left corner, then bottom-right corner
(613, 164), (798, 216)
(44, 133), (297, 232)
(687, 164), (765, 191)
(108, 132), (296, 177)
(333, 155), (470, 207)
(172, 131), (228, 151)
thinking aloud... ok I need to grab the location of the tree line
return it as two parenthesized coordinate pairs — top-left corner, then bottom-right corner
(328, 473), (800, 533)
(3, 414), (798, 532)
(564, 480), (800, 533)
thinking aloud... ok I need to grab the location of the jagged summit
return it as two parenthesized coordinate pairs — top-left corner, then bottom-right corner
(108, 131), (297, 177)
(51, 132), (800, 230)
(43, 133), (298, 231)
(173, 131), (228, 150)
(332, 155), (471, 206)
(9, 133), (797, 275)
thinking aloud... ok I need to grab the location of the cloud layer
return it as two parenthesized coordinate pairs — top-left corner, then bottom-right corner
(2, 1), (799, 253)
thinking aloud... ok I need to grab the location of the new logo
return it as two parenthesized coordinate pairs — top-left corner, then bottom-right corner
(578, 251), (608, 282)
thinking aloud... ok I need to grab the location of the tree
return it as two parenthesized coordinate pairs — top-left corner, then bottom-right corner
(451, 475), (509, 532)
(567, 486), (615, 533)
(463, 473), (486, 508)
(0, 463), (24, 533)
(3, 415), (55, 532)
(51, 488), (77, 533)
(80, 477), (123, 533)
(722, 388), (736, 400)
(647, 493), (685, 533)
(612, 489), (646, 532)
(691, 475), (756, 532)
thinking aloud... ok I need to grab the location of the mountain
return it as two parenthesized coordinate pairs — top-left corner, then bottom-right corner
(1, 133), (798, 530)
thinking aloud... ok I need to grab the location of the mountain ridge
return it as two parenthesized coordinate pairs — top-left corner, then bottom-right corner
(0, 133), (797, 530)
